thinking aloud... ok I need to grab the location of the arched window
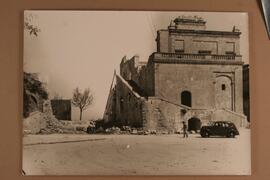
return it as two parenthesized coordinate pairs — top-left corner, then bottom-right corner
(181, 91), (192, 107)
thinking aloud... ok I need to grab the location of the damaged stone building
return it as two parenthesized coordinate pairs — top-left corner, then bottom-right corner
(104, 16), (248, 132)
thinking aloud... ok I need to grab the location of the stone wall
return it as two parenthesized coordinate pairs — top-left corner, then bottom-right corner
(157, 30), (169, 53)
(183, 109), (214, 125)
(153, 62), (244, 114)
(109, 72), (247, 131)
(120, 55), (140, 83)
(143, 99), (247, 131)
(120, 55), (155, 97)
(212, 109), (247, 128)
(143, 97), (185, 132)
(51, 99), (71, 120)
(142, 61), (155, 97)
(114, 75), (144, 127)
(157, 30), (240, 55)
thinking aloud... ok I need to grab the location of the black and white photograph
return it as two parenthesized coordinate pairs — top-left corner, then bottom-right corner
(23, 11), (251, 175)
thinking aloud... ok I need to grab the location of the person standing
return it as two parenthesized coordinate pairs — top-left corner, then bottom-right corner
(182, 121), (188, 138)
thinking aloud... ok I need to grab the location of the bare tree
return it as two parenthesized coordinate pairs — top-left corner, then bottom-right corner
(72, 88), (94, 120)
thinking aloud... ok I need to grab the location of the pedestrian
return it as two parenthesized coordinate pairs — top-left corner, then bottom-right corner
(182, 121), (188, 138)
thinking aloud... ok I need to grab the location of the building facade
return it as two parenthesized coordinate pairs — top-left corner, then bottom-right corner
(104, 16), (248, 132)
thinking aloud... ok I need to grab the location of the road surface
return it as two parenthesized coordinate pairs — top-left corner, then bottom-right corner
(23, 129), (251, 175)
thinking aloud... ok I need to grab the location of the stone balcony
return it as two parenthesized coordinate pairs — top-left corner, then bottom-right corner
(151, 52), (243, 65)
(153, 52), (242, 61)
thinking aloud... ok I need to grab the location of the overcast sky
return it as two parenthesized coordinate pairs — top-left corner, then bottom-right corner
(24, 11), (249, 120)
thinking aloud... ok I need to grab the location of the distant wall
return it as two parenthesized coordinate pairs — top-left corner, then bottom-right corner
(51, 99), (71, 120)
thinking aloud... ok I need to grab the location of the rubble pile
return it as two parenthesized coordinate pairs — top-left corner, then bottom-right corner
(24, 100), (77, 134)
(100, 126), (159, 135)
(39, 100), (63, 134)
(24, 100), (185, 135)
(23, 111), (47, 134)
(105, 126), (121, 134)
(35, 100), (65, 134)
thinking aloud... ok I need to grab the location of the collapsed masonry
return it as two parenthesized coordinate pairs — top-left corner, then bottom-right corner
(103, 16), (248, 133)
(23, 100), (64, 134)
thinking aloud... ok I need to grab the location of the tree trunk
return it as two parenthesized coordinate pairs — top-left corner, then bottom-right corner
(79, 109), (82, 121)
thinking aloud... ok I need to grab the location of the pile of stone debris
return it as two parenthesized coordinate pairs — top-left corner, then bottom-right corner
(98, 126), (158, 135)
(24, 100), (63, 134)
(38, 100), (69, 134)
(23, 100), (85, 134)
(38, 114), (65, 134)
(23, 100), (182, 135)
(23, 111), (64, 134)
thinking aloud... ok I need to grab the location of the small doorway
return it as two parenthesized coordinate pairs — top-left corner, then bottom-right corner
(188, 117), (201, 133)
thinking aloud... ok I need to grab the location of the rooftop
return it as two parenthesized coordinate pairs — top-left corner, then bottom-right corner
(173, 15), (206, 24)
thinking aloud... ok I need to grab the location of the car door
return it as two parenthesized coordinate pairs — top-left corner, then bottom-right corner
(212, 122), (222, 135)
(219, 122), (228, 136)
(222, 122), (230, 135)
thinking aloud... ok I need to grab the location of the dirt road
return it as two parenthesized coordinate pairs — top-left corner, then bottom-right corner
(23, 129), (251, 175)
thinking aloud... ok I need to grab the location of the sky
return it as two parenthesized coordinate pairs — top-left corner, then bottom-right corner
(24, 11), (249, 120)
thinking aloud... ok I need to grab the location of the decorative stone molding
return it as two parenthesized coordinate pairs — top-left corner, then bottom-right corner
(152, 58), (244, 65)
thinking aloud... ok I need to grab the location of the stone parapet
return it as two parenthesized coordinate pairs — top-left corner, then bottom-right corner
(152, 52), (242, 62)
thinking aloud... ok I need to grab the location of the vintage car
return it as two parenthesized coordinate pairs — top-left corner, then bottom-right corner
(200, 121), (239, 138)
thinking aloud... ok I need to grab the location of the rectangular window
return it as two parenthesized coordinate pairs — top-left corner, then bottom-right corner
(193, 40), (218, 54)
(222, 84), (226, 90)
(226, 42), (235, 54)
(174, 39), (184, 53)
(225, 51), (236, 55)
(198, 50), (212, 54)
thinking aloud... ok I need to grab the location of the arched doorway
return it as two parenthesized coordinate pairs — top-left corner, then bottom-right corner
(181, 91), (192, 107)
(188, 117), (201, 132)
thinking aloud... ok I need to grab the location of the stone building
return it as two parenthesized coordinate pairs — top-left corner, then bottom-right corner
(104, 16), (248, 132)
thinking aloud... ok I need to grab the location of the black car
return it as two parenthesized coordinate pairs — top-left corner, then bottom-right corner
(200, 121), (239, 138)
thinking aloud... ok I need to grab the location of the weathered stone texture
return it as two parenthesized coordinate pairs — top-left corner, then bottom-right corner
(157, 31), (240, 55)
(154, 62), (244, 114)
(143, 97), (183, 132)
(113, 75), (144, 127)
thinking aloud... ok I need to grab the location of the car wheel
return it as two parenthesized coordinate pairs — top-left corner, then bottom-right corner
(228, 131), (235, 138)
(201, 133), (205, 138)
(201, 131), (209, 138)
